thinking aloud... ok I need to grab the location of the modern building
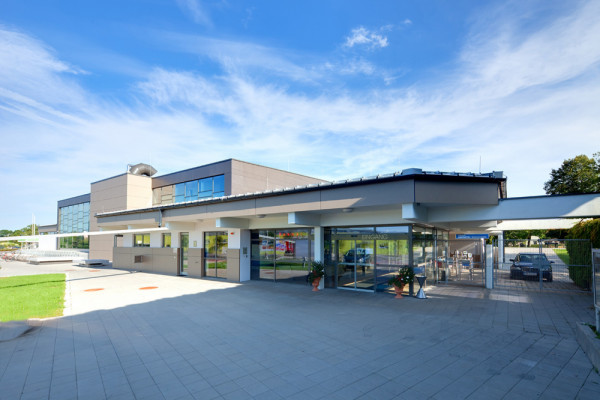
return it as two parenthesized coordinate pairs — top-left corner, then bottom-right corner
(40, 158), (600, 293)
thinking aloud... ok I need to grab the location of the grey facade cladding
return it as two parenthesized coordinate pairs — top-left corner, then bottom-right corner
(57, 193), (91, 208)
(151, 159), (232, 191)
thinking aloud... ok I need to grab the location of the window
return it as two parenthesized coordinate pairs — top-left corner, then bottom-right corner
(134, 234), (150, 247)
(162, 233), (171, 248)
(154, 174), (226, 205)
(213, 175), (225, 197)
(185, 180), (199, 201)
(58, 201), (90, 249)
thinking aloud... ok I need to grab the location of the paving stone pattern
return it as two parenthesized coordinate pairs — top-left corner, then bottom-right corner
(0, 261), (599, 399)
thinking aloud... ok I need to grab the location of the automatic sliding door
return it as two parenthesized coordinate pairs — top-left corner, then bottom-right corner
(259, 231), (275, 280)
(337, 240), (356, 289)
(355, 240), (375, 291)
(336, 239), (375, 291)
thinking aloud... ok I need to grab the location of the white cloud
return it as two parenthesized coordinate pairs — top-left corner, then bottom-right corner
(344, 27), (389, 49)
(175, 0), (212, 26)
(1, 2), (600, 228)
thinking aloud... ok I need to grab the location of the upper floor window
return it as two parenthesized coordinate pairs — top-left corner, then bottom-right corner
(152, 174), (225, 206)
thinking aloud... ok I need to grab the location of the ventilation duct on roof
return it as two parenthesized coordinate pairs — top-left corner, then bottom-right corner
(128, 163), (157, 177)
(401, 168), (423, 175)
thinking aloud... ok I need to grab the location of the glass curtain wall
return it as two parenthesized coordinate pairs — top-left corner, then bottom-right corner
(412, 226), (449, 284)
(153, 175), (225, 205)
(250, 229), (313, 283)
(325, 225), (447, 291)
(326, 227), (409, 292)
(58, 202), (90, 249)
(412, 226), (434, 282)
(204, 232), (228, 278)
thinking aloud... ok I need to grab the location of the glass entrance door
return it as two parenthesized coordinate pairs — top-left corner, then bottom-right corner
(336, 239), (375, 291)
(204, 231), (228, 278)
(180, 232), (189, 275)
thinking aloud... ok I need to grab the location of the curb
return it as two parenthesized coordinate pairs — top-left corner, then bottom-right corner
(576, 322), (600, 373)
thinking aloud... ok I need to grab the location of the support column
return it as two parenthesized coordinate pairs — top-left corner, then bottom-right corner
(485, 244), (494, 289)
(498, 231), (505, 266)
(314, 227), (324, 289)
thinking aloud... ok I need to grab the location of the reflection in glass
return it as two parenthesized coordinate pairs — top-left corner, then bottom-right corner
(204, 232), (228, 278)
(251, 229), (313, 283)
(58, 201), (90, 249)
(375, 237), (409, 292)
(180, 233), (189, 275)
(336, 239), (375, 291)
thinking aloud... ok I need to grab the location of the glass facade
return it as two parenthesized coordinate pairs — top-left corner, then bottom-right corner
(251, 229), (313, 284)
(324, 225), (447, 292)
(204, 232), (228, 278)
(152, 175), (225, 205)
(58, 202), (90, 249)
(325, 226), (409, 292)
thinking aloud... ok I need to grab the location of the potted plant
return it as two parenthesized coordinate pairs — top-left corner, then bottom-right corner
(387, 267), (415, 298)
(307, 261), (325, 291)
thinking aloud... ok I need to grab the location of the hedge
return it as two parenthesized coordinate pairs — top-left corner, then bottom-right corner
(566, 219), (600, 289)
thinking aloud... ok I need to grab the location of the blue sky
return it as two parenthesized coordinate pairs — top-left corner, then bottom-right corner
(0, 0), (599, 230)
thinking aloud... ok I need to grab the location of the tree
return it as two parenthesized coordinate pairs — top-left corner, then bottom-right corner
(543, 153), (600, 194)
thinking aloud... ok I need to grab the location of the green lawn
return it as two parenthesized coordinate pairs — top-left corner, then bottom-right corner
(554, 248), (570, 265)
(0, 274), (66, 322)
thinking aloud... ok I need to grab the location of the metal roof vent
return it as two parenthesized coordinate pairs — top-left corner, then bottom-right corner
(401, 168), (423, 175)
(492, 171), (504, 178)
(128, 163), (157, 177)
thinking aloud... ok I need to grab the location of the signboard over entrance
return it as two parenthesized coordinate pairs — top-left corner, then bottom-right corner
(455, 234), (489, 239)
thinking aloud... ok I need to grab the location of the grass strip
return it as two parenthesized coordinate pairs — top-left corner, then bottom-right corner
(0, 274), (66, 322)
(554, 248), (570, 265)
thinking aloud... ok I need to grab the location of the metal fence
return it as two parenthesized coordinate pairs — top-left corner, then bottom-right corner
(494, 239), (592, 291)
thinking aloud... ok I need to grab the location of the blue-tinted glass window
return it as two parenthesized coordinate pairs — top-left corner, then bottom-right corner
(174, 183), (185, 203)
(200, 178), (212, 192)
(213, 175), (225, 193)
(185, 180), (198, 201)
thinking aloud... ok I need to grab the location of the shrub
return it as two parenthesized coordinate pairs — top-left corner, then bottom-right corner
(565, 219), (600, 289)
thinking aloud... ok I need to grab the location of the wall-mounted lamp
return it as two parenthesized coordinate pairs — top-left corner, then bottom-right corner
(256, 214), (266, 218)
(342, 208), (353, 213)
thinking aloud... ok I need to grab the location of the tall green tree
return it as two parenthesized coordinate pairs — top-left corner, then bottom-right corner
(544, 153), (600, 194)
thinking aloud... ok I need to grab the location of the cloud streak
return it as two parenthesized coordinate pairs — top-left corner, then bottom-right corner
(344, 27), (389, 49)
(1, 2), (600, 228)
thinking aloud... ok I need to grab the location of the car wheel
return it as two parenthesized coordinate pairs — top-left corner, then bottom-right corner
(547, 274), (552, 282)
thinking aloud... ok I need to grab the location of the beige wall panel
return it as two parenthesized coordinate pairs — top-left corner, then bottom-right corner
(152, 248), (179, 275)
(320, 209), (407, 227)
(320, 181), (414, 210)
(254, 191), (321, 214)
(113, 247), (133, 270)
(89, 235), (114, 260)
(203, 199), (257, 217)
(231, 160), (325, 195)
(226, 248), (240, 282)
(163, 205), (208, 220)
(415, 181), (499, 205)
(126, 174), (153, 210)
(188, 248), (204, 278)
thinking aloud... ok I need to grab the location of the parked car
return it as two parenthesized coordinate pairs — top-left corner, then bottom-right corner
(343, 248), (372, 264)
(509, 253), (553, 282)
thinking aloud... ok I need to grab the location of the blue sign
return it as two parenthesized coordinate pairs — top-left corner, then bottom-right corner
(456, 234), (489, 239)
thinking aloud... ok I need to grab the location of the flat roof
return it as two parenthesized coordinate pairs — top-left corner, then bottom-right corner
(96, 168), (506, 218)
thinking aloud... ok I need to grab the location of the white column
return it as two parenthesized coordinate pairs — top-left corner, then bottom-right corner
(239, 230), (251, 282)
(498, 231), (505, 266)
(314, 227), (324, 289)
(485, 244), (494, 289)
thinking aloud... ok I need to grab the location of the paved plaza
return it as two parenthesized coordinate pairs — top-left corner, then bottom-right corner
(1, 261), (599, 399)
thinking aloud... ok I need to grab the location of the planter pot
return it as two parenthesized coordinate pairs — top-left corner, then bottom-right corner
(393, 284), (405, 298)
(312, 277), (321, 291)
